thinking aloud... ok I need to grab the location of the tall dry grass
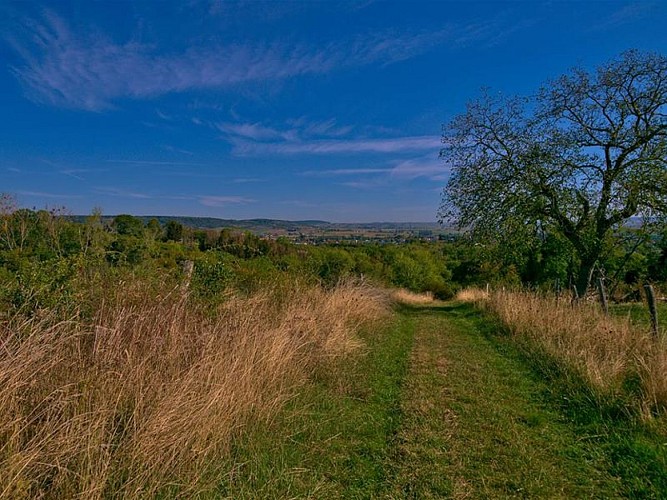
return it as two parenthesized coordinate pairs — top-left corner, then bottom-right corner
(0, 279), (390, 498)
(455, 287), (489, 303)
(461, 288), (667, 418)
(391, 288), (435, 305)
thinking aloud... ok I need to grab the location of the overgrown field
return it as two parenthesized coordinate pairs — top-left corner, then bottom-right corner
(0, 275), (389, 498)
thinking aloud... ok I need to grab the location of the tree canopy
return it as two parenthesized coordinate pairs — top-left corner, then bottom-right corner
(440, 50), (667, 295)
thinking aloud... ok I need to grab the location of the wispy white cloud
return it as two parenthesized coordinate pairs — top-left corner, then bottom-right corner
(231, 135), (440, 156)
(60, 168), (108, 181)
(106, 159), (209, 167)
(280, 199), (319, 208)
(216, 122), (297, 142)
(588, 2), (656, 32)
(155, 109), (172, 121)
(340, 179), (387, 189)
(389, 156), (444, 180)
(160, 171), (226, 179)
(95, 187), (154, 199)
(163, 145), (195, 156)
(302, 154), (447, 188)
(199, 195), (256, 207)
(8, 10), (499, 110)
(17, 190), (83, 199)
(301, 167), (392, 177)
(300, 119), (354, 138)
(212, 117), (435, 158)
(92, 187), (254, 207)
(232, 177), (267, 184)
(215, 117), (357, 152)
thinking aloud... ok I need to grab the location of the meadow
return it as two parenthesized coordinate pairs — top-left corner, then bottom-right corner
(2, 207), (667, 496)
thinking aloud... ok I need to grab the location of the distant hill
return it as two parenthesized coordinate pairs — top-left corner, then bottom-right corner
(68, 215), (446, 233)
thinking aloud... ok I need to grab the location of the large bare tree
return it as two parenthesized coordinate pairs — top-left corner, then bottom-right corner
(440, 50), (667, 296)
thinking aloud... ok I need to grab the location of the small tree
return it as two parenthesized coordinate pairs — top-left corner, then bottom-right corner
(83, 207), (108, 257)
(440, 50), (667, 296)
(145, 218), (162, 240)
(165, 220), (184, 242)
(112, 214), (144, 237)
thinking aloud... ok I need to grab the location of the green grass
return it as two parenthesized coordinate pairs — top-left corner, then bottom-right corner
(473, 302), (667, 498)
(386, 303), (624, 498)
(214, 301), (667, 498)
(610, 301), (667, 334)
(215, 315), (415, 498)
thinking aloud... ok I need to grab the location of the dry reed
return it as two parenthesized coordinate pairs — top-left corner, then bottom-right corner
(465, 288), (667, 418)
(0, 279), (390, 498)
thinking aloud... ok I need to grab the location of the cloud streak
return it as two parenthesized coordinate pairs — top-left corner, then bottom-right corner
(302, 167), (393, 177)
(105, 159), (209, 167)
(93, 187), (254, 207)
(389, 157), (445, 180)
(17, 190), (83, 199)
(302, 154), (447, 189)
(231, 135), (440, 156)
(588, 2), (657, 32)
(8, 10), (471, 110)
(199, 195), (256, 207)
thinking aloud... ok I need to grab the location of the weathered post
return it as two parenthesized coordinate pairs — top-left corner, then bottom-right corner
(571, 284), (579, 306)
(644, 284), (659, 338)
(181, 259), (194, 295)
(597, 277), (609, 316)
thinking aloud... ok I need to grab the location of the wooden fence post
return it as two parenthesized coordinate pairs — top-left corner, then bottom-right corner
(597, 277), (609, 316)
(644, 284), (659, 338)
(181, 260), (194, 295)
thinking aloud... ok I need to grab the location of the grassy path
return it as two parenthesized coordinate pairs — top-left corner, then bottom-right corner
(386, 302), (623, 498)
(219, 301), (665, 498)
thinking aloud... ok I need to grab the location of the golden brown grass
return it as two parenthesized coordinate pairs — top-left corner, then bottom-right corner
(391, 288), (435, 305)
(0, 279), (390, 498)
(455, 287), (489, 302)
(467, 288), (667, 418)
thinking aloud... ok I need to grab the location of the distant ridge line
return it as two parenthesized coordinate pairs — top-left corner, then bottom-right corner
(67, 215), (445, 232)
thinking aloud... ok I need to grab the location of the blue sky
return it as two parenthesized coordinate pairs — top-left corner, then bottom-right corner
(1, 1), (666, 222)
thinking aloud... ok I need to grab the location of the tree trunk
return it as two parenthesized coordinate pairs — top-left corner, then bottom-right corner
(575, 259), (596, 299)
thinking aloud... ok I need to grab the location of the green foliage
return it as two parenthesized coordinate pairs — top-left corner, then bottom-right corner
(0, 256), (79, 314)
(233, 256), (282, 295)
(113, 214), (144, 237)
(308, 247), (356, 286)
(191, 253), (234, 301)
(441, 50), (667, 296)
(649, 229), (667, 282)
(106, 235), (147, 265)
(4, 191), (667, 307)
(165, 220), (184, 242)
(145, 218), (162, 240)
